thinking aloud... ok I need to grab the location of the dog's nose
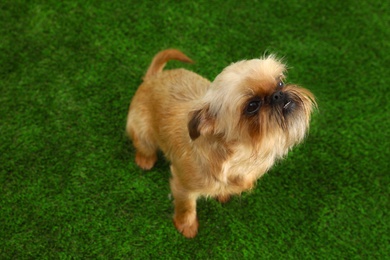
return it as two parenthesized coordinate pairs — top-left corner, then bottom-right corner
(272, 91), (284, 103)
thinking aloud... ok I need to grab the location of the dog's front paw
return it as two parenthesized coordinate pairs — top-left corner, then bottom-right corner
(173, 216), (199, 238)
(135, 152), (157, 170)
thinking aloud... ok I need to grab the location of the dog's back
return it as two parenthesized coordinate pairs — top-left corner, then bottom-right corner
(142, 50), (210, 102)
(126, 50), (210, 170)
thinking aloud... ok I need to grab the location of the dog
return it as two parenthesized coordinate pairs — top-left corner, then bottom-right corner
(126, 49), (316, 238)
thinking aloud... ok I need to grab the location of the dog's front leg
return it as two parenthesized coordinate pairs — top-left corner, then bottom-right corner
(170, 168), (199, 238)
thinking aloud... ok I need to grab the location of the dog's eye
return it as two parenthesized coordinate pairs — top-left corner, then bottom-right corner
(245, 98), (261, 115)
(277, 80), (284, 88)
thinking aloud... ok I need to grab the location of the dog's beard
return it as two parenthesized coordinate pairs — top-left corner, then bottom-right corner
(238, 86), (315, 155)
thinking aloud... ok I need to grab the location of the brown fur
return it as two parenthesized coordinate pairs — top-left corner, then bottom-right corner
(126, 49), (316, 238)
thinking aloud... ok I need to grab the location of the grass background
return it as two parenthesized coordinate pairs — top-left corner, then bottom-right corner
(1, 0), (389, 258)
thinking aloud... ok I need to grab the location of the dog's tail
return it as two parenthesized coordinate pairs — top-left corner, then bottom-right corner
(144, 49), (193, 80)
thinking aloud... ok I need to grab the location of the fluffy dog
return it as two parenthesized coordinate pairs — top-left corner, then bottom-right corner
(126, 49), (316, 238)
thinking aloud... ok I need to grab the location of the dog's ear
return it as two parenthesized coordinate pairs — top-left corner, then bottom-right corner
(188, 105), (215, 140)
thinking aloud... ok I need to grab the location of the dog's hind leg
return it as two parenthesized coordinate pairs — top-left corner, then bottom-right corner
(126, 115), (158, 170)
(134, 135), (157, 170)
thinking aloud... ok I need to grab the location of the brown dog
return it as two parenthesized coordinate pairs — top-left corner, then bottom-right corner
(126, 49), (316, 238)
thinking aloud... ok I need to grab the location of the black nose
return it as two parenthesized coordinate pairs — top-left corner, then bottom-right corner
(272, 91), (284, 103)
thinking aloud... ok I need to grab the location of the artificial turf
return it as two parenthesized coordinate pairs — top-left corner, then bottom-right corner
(1, 0), (389, 258)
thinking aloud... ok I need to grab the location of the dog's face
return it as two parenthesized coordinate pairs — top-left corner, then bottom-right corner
(188, 55), (316, 156)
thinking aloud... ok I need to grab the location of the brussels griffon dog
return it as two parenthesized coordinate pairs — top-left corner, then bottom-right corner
(126, 49), (316, 238)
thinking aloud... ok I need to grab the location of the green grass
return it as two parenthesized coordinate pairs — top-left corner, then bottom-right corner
(1, 0), (389, 258)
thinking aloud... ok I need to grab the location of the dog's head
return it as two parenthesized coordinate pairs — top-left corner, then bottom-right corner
(188, 55), (316, 156)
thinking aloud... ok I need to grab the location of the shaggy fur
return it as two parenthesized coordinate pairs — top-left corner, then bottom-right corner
(126, 49), (316, 238)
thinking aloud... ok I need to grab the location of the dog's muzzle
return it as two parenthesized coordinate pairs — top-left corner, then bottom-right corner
(271, 91), (295, 112)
